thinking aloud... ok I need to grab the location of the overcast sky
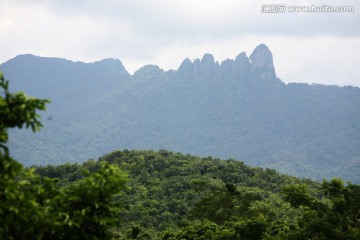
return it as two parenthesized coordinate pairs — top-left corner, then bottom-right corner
(1, 0), (359, 86)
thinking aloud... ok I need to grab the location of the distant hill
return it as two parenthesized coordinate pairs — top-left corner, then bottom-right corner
(1, 44), (359, 183)
(34, 149), (322, 238)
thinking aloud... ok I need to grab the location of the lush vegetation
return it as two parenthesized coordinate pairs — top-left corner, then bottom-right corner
(1, 52), (359, 182)
(1, 70), (359, 239)
(34, 149), (360, 239)
(0, 72), (127, 239)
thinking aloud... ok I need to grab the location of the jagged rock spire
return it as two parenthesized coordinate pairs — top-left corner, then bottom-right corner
(176, 44), (279, 82)
(250, 44), (276, 79)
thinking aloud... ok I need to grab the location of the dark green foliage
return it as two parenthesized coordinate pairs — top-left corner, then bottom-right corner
(1, 162), (128, 240)
(0, 73), (128, 239)
(230, 217), (268, 240)
(282, 178), (360, 239)
(162, 217), (268, 240)
(48, 162), (128, 240)
(0, 72), (49, 154)
(162, 220), (224, 240)
(106, 150), (360, 239)
(283, 184), (312, 208)
(34, 149), (359, 239)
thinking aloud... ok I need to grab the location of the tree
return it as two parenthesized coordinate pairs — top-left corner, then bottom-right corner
(283, 184), (312, 208)
(0, 72), (128, 239)
(0, 71), (49, 176)
(283, 180), (360, 240)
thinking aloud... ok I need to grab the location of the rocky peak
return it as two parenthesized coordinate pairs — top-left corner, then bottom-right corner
(94, 58), (130, 79)
(249, 44), (276, 79)
(235, 52), (251, 70)
(178, 58), (193, 73)
(201, 53), (215, 65)
(200, 53), (219, 76)
(133, 64), (164, 80)
(235, 52), (249, 64)
(178, 54), (219, 79)
(176, 44), (280, 82)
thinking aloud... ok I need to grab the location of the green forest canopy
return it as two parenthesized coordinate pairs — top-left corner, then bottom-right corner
(1, 72), (359, 239)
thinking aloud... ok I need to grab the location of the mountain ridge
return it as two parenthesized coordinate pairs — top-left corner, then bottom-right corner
(1, 43), (280, 83)
(1, 44), (359, 183)
(3, 48), (357, 89)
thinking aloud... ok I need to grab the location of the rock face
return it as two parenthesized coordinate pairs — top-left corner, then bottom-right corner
(177, 44), (278, 83)
(250, 44), (276, 80)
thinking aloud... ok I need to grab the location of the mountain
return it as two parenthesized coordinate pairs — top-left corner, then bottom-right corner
(1, 45), (359, 183)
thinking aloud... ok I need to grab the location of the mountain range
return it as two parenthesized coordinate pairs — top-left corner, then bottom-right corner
(1, 44), (359, 183)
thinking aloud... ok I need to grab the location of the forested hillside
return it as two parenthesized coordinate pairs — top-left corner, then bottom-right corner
(1, 71), (359, 239)
(1, 44), (359, 182)
(35, 149), (360, 239)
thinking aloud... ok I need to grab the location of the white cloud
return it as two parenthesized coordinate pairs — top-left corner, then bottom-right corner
(0, 0), (359, 86)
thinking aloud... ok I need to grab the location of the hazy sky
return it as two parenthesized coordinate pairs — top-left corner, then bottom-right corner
(1, 0), (359, 86)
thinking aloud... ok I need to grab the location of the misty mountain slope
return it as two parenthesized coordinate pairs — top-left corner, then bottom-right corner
(1, 44), (359, 182)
